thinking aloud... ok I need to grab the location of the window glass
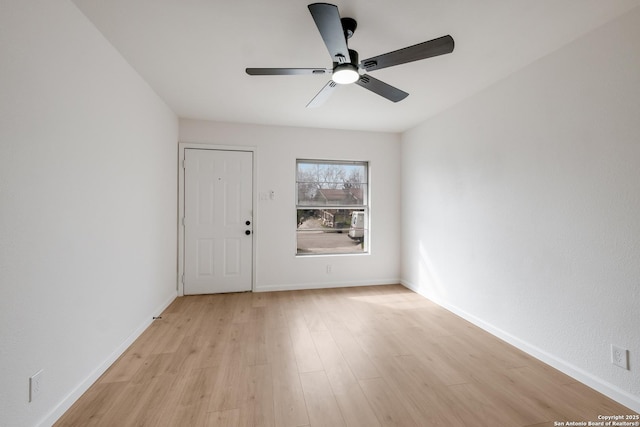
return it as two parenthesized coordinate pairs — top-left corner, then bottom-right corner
(296, 160), (368, 255)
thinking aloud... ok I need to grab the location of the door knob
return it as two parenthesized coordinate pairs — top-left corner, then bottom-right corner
(245, 220), (251, 226)
(245, 230), (251, 235)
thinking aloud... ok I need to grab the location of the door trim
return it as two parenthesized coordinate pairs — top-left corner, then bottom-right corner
(178, 142), (257, 296)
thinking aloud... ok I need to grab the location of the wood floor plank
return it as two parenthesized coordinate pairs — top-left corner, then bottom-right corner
(303, 311), (329, 333)
(363, 354), (438, 425)
(100, 372), (182, 427)
(265, 326), (309, 426)
(353, 329), (412, 358)
(54, 285), (638, 427)
(327, 327), (381, 380)
(299, 370), (346, 427)
(270, 365), (309, 427)
(208, 355), (248, 412)
(229, 363), (276, 427)
(247, 319), (269, 366)
(170, 399), (209, 427)
(462, 367), (559, 425)
(380, 354), (465, 426)
(179, 366), (219, 407)
(446, 382), (527, 426)
(359, 377), (421, 427)
(53, 382), (127, 427)
(310, 330), (380, 427)
(394, 329), (470, 386)
(232, 292), (253, 324)
(561, 381), (630, 419)
(97, 348), (147, 384)
(130, 352), (176, 385)
(287, 309), (324, 374)
(205, 408), (240, 427)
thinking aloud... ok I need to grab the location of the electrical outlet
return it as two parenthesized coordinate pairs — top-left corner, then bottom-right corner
(326, 264), (332, 274)
(611, 345), (629, 370)
(29, 370), (43, 402)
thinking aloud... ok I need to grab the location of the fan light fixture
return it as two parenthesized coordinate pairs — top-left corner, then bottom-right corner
(332, 64), (359, 84)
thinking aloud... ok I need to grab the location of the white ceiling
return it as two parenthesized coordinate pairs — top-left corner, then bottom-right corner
(71, 0), (640, 133)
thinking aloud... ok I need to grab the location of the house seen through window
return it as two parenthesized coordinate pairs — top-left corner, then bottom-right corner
(296, 159), (368, 255)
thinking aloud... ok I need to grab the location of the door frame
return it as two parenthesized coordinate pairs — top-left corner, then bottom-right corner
(178, 142), (257, 296)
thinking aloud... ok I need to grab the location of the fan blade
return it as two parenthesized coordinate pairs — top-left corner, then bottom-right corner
(361, 35), (454, 72)
(246, 68), (331, 76)
(355, 74), (408, 102)
(306, 80), (338, 108)
(308, 3), (351, 64)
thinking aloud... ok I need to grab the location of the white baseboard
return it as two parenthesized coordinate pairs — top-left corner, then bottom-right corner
(401, 279), (640, 414)
(39, 292), (177, 427)
(254, 278), (401, 293)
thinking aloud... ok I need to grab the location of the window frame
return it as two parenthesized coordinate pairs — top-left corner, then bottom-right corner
(295, 159), (369, 256)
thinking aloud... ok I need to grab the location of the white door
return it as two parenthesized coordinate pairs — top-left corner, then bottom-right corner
(184, 149), (253, 294)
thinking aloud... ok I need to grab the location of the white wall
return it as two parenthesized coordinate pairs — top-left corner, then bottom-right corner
(0, 1), (178, 426)
(401, 7), (640, 411)
(179, 120), (401, 291)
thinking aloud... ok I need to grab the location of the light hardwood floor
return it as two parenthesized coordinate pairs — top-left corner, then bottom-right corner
(55, 285), (637, 426)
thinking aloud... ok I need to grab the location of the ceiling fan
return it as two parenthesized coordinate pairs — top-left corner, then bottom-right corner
(246, 3), (455, 107)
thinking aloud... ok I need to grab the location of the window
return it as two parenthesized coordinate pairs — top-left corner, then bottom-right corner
(296, 159), (368, 255)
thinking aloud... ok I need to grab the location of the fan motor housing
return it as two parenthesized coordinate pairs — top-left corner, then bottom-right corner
(341, 17), (357, 39)
(346, 49), (359, 66)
